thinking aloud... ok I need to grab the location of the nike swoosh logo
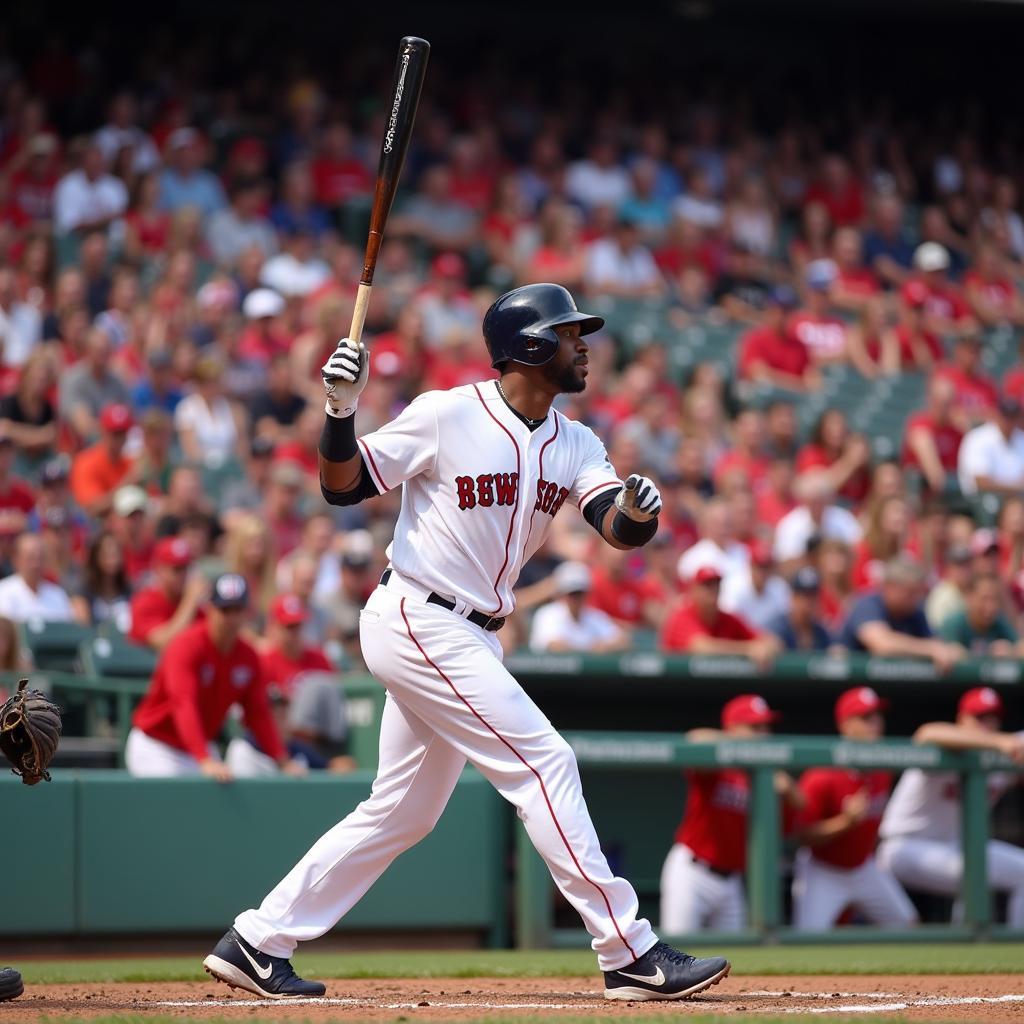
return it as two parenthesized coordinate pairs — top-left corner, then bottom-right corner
(236, 941), (273, 980)
(618, 966), (666, 986)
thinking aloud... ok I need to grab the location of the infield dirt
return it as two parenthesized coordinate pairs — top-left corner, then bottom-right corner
(2, 974), (1023, 1021)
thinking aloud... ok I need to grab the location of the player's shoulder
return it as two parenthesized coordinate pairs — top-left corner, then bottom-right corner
(552, 408), (607, 450)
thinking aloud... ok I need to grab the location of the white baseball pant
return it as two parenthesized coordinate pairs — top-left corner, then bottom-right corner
(660, 843), (746, 933)
(877, 837), (1024, 926)
(234, 581), (657, 969)
(791, 848), (918, 930)
(125, 727), (220, 777)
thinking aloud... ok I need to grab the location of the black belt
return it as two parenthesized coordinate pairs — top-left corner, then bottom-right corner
(693, 857), (737, 879)
(380, 569), (505, 632)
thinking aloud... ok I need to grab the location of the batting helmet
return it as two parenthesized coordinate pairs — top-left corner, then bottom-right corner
(482, 284), (604, 369)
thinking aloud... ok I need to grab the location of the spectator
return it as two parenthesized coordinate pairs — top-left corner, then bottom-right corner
(529, 562), (629, 653)
(773, 471), (863, 568)
(768, 566), (833, 650)
(804, 154), (863, 227)
(0, 347), (57, 460)
(737, 286), (815, 391)
(128, 536), (206, 650)
(523, 201), (587, 291)
(0, 266), (42, 368)
(792, 687), (916, 931)
(94, 92), (160, 175)
(239, 287), (290, 364)
(224, 512), (278, 618)
(71, 531), (132, 631)
(206, 178), (276, 267)
(619, 158), (672, 240)
(52, 142), (128, 236)
(315, 529), (376, 666)
(0, 533), (73, 622)
(796, 408), (871, 505)
(587, 544), (663, 628)
(863, 193), (914, 286)
(0, 436), (35, 526)
(764, 399), (799, 460)
(957, 395), (1024, 497)
(964, 243), (1024, 328)
(830, 227), (879, 312)
(838, 556), (966, 671)
(938, 573), (1022, 656)
(58, 327), (130, 440)
(901, 376), (963, 494)
(109, 484), (154, 583)
(390, 165), (478, 252)
(158, 128), (227, 218)
(790, 259), (848, 364)
(924, 544), (972, 630)
(310, 122), (371, 209)
(258, 594), (334, 696)
(565, 138), (631, 212)
(719, 542), (791, 630)
(894, 281), (944, 371)
(677, 497), (751, 590)
(934, 334), (998, 425)
(878, 687), (1024, 927)
(260, 227), (330, 298)
(270, 161), (331, 240)
(909, 242), (973, 336)
(69, 403), (135, 515)
(174, 354), (248, 468)
(126, 573), (302, 779)
(852, 495), (913, 592)
(845, 300), (899, 378)
(583, 216), (664, 297)
(660, 565), (780, 669)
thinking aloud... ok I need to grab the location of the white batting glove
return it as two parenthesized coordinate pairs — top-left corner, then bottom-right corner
(321, 337), (369, 418)
(615, 474), (662, 521)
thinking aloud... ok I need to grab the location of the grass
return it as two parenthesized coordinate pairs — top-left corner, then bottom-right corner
(16, 944), (1024, 984)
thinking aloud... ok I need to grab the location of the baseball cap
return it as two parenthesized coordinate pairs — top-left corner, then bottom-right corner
(900, 280), (930, 309)
(153, 536), (193, 568)
(791, 566), (821, 594)
(722, 694), (781, 729)
(805, 258), (838, 291)
(767, 284), (799, 310)
(958, 686), (1004, 719)
(242, 287), (285, 320)
(270, 460), (306, 489)
(112, 485), (148, 518)
(750, 540), (774, 567)
(554, 561), (592, 595)
(914, 241), (951, 272)
(431, 252), (466, 280)
(271, 593), (308, 626)
(694, 565), (723, 585)
(341, 529), (374, 568)
(100, 403), (134, 433)
(210, 572), (250, 609)
(835, 686), (890, 725)
(41, 456), (70, 485)
(970, 528), (1000, 557)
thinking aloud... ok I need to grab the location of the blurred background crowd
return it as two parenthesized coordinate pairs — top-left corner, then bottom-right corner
(1, 6), (1024, 684)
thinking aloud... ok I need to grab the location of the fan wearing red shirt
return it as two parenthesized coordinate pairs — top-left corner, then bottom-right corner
(713, 407), (772, 494)
(126, 574), (304, 780)
(311, 123), (371, 207)
(932, 334), (999, 425)
(789, 260), (848, 364)
(791, 687), (918, 931)
(831, 227), (880, 312)
(587, 545), (663, 626)
(796, 408), (870, 506)
(894, 281), (944, 369)
(803, 155), (864, 228)
(660, 566), (779, 669)
(901, 375), (964, 493)
(128, 536), (206, 650)
(737, 286), (814, 391)
(964, 246), (1024, 328)
(908, 242), (973, 335)
(261, 594), (334, 700)
(0, 436), (35, 517)
(660, 694), (801, 932)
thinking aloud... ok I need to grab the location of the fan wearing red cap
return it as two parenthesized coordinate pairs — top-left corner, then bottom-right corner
(791, 687), (917, 931)
(660, 695), (800, 933)
(660, 565), (780, 670)
(69, 403), (136, 515)
(877, 687), (1024, 925)
(259, 594), (333, 701)
(128, 537), (207, 650)
(128, 574), (306, 781)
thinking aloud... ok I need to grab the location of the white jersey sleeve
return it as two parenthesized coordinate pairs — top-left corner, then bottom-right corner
(570, 426), (622, 512)
(357, 393), (439, 493)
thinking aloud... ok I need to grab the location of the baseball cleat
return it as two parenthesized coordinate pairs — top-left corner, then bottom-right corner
(603, 941), (730, 1001)
(203, 927), (326, 999)
(0, 967), (24, 1002)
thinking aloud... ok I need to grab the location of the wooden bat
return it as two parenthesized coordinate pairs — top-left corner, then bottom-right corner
(348, 35), (430, 344)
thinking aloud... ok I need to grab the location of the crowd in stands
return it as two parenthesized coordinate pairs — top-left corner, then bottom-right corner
(2, 34), (1024, 713)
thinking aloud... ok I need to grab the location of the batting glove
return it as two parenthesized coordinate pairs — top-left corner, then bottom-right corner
(615, 474), (662, 522)
(321, 337), (369, 418)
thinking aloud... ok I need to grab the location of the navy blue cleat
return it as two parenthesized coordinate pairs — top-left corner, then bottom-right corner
(604, 941), (730, 1001)
(0, 967), (24, 1002)
(203, 928), (326, 999)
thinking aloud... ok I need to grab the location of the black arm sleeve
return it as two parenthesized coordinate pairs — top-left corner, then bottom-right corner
(321, 458), (382, 506)
(582, 487), (659, 547)
(581, 489), (618, 532)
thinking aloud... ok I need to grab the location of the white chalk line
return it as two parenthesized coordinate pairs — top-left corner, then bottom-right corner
(743, 990), (899, 999)
(157, 998), (585, 1009)
(785, 993), (1024, 1014)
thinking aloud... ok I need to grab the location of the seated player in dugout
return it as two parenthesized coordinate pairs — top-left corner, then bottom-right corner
(660, 694), (802, 933)
(202, 284), (732, 1002)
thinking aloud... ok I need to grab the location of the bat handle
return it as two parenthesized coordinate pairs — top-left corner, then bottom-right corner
(348, 282), (373, 344)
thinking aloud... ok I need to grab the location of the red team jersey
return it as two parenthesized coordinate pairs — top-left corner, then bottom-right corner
(737, 326), (811, 380)
(798, 767), (892, 869)
(675, 768), (751, 873)
(260, 645), (333, 699)
(661, 601), (757, 652)
(133, 620), (285, 762)
(900, 411), (963, 472)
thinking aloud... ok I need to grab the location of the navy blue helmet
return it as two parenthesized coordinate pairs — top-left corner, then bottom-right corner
(482, 284), (604, 369)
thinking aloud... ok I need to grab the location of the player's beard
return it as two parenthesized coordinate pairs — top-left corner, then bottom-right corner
(544, 358), (587, 394)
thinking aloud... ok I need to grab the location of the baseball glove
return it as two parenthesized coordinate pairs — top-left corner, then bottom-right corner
(0, 679), (61, 785)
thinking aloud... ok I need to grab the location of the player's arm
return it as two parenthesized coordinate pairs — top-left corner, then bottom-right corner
(795, 779), (869, 846)
(913, 722), (1024, 763)
(582, 475), (662, 551)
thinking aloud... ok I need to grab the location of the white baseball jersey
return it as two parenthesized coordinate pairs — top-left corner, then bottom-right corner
(356, 381), (622, 616)
(879, 740), (1023, 843)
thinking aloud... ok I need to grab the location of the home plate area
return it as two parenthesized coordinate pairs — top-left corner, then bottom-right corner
(9, 975), (1024, 1020)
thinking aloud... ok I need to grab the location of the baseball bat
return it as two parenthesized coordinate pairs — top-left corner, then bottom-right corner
(348, 35), (430, 344)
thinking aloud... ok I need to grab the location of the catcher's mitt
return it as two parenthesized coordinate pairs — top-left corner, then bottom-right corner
(0, 679), (61, 785)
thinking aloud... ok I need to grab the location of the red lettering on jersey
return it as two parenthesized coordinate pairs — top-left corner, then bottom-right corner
(534, 479), (568, 516)
(477, 474), (495, 507)
(552, 486), (569, 515)
(456, 476), (476, 510)
(494, 472), (518, 506)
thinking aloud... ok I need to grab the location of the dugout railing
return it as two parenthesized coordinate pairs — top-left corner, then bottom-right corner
(515, 733), (1024, 948)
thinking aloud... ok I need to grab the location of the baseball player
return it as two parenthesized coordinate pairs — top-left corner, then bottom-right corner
(660, 694), (800, 932)
(791, 687), (917, 931)
(877, 686), (1024, 925)
(203, 284), (730, 1000)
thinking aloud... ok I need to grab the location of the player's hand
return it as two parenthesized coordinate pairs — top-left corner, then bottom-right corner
(841, 788), (869, 825)
(931, 641), (967, 674)
(615, 474), (661, 522)
(996, 733), (1024, 765)
(321, 337), (369, 418)
(200, 758), (234, 783)
(182, 575), (210, 610)
(281, 758), (309, 777)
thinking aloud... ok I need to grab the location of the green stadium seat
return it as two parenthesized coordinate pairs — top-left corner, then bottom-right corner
(79, 634), (158, 680)
(20, 620), (94, 672)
